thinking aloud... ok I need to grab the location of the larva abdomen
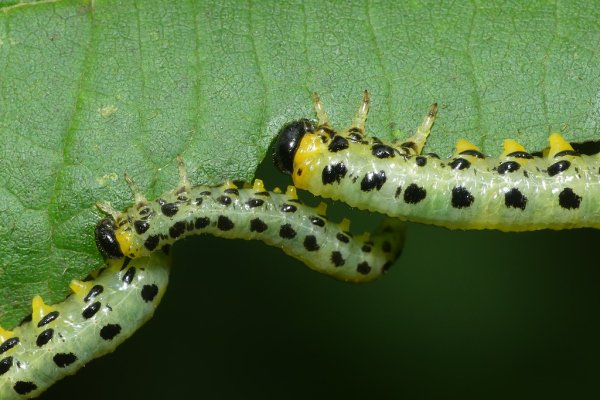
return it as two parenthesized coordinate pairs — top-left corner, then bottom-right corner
(274, 91), (600, 232)
(0, 250), (170, 399)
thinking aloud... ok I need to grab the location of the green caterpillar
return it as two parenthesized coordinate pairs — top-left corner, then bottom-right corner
(273, 91), (600, 232)
(95, 156), (405, 283)
(0, 249), (171, 399)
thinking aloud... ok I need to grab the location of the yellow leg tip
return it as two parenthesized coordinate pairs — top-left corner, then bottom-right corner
(456, 139), (480, 153)
(285, 186), (298, 199)
(315, 202), (327, 216)
(223, 181), (238, 190)
(0, 326), (14, 342)
(252, 179), (264, 191)
(32, 295), (55, 325)
(273, 187), (282, 194)
(70, 280), (92, 294)
(548, 132), (574, 157)
(339, 218), (351, 232)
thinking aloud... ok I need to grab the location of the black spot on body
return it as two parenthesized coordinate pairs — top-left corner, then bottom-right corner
(322, 163), (348, 185)
(310, 217), (325, 227)
(14, 381), (37, 395)
(426, 153), (440, 159)
(459, 149), (485, 158)
(217, 216), (235, 231)
(558, 188), (582, 209)
(37, 311), (59, 328)
(144, 235), (160, 251)
(498, 161), (521, 174)
(224, 188), (239, 196)
(247, 199), (264, 208)
(217, 195), (232, 206)
(357, 262), (372, 275)
(505, 188), (528, 210)
(328, 136), (349, 152)
(84, 285), (104, 303)
(161, 203), (179, 217)
(554, 150), (579, 158)
(279, 224), (297, 239)
(336, 233), (350, 243)
(0, 356), (12, 375)
(141, 284), (159, 302)
(451, 186), (475, 209)
(371, 144), (396, 159)
(415, 156), (427, 166)
(303, 235), (320, 251)
(382, 241), (392, 252)
(394, 186), (402, 199)
(100, 324), (122, 340)
(403, 184), (427, 204)
(361, 245), (371, 252)
(507, 151), (533, 159)
(331, 251), (345, 267)
(199, 191), (212, 196)
(547, 160), (571, 177)
(382, 261), (393, 273)
(449, 158), (471, 170)
(122, 267), (136, 284)
(255, 191), (271, 196)
(82, 301), (101, 319)
(250, 218), (268, 233)
(36, 329), (53, 347)
(0, 338), (19, 355)
(195, 217), (210, 229)
(134, 220), (150, 235)
(169, 221), (187, 239)
(54, 353), (77, 368)
(281, 204), (297, 213)
(19, 314), (32, 325)
(361, 170), (387, 192)
(194, 197), (203, 206)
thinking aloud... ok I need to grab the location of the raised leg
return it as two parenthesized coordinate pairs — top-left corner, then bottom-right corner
(349, 90), (370, 133)
(313, 92), (331, 128)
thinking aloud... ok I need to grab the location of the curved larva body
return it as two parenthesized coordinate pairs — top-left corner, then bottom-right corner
(274, 92), (600, 232)
(0, 250), (170, 399)
(95, 157), (405, 283)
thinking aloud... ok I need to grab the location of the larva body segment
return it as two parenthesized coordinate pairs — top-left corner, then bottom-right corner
(274, 92), (600, 232)
(0, 250), (171, 399)
(95, 157), (405, 283)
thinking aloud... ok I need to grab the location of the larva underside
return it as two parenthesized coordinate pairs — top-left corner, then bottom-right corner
(0, 249), (171, 399)
(274, 91), (600, 232)
(95, 156), (406, 284)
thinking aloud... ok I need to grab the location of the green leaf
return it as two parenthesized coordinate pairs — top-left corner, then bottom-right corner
(1, 0), (599, 329)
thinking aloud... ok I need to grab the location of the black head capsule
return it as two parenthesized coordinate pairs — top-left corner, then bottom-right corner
(95, 218), (124, 259)
(273, 119), (315, 175)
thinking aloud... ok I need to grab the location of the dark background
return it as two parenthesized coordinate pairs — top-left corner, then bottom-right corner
(43, 160), (600, 399)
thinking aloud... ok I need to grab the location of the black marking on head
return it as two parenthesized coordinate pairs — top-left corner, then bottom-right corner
(449, 158), (471, 170)
(331, 251), (345, 267)
(247, 198), (264, 208)
(451, 186), (475, 209)
(498, 161), (521, 174)
(322, 162), (348, 185)
(141, 284), (159, 302)
(281, 204), (297, 213)
(54, 353), (77, 368)
(14, 381), (37, 395)
(250, 218), (268, 233)
(303, 235), (320, 251)
(426, 153), (440, 159)
(195, 217), (210, 229)
(169, 221), (187, 239)
(547, 160), (571, 177)
(361, 245), (372, 252)
(310, 216), (325, 227)
(558, 188), (582, 209)
(100, 324), (122, 340)
(394, 186), (402, 199)
(328, 136), (349, 152)
(507, 151), (533, 159)
(279, 224), (297, 239)
(36, 328), (53, 347)
(37, 311), (59, 328)
(84, 285), (104, 303)
(336, 233), (350, 243)
(382, 241), (392, 253)
(122, 267), (136, 284)
(361, 170), (387, 192)
(217, 216), (235, 231)
(273, 119), (315, 175)
(504, 188), (528, 210)
(415, 156), (427, 166)
(144, 235), (160, 251)
(357, 262), (372, 275)
(95, 218), (124, 259)
(217, 195), (232, 206)
(371, 143), (396, 159)
(0, 338), (19, 355)
(82, 301), (101, 319)
(0, 356), (13, 375)
(403, 183), (427, 204)
(459, 149), (485, 159)
(161, 203), (179, 217)
(224, 188), (239, 196)
(554, 150), (579, 158)
(134, 220), (150, 235)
